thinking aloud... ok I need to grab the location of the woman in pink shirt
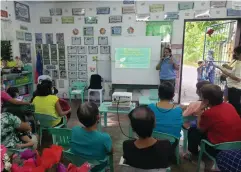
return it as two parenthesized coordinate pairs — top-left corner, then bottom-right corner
(1, 91), (30, 106)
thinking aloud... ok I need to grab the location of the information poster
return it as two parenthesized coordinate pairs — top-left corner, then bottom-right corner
(115, 48), (151, 68)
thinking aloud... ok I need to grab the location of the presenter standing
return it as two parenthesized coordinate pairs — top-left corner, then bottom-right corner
(156, 47), (179, 87)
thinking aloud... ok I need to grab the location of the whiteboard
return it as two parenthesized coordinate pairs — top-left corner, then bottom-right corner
(111, 37), (162, 85)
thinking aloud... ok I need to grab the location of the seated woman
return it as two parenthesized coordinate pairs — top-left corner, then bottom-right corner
(32, 80), (71, 127)
(123, 106), (172, 169)
(187, 84), (241, 167)
(148, 83), (183, 138)
(1, 112), (38, 149)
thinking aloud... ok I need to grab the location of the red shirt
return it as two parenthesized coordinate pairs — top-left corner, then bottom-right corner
(199, 103), (241, 144)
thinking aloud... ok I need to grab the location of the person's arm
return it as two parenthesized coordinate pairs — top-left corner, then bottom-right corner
(55, 100), (71, 117)
(215, 65), (241, 82)
(156, 60), (162, 70)
(8, 98), (30, 105)
(17, 122), (31, 132)
(222, 64), (233, 70)
(170, 56), (179, 70)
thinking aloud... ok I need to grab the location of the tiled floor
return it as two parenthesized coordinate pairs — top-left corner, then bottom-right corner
(62, 100), (200, 172)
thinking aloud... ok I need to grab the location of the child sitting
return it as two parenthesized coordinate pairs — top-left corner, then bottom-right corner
(5, 87), (34, 149)
(70, 102), (112, 161)
(123, 106), (172, 169)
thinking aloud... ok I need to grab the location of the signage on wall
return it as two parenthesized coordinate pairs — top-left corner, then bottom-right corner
(25, 32), (32, 41)
(96, 7), (110, 15)
(85, 16), (98, 24)
(164, 12), (179, 20)
(149, 4), (164, 13)
(72, 8), (85, 16)
(14, 1), (30, 22)
(178, 2), (194, 10)
(40, 17), (52, 24)
(210, 1), (227, 8)
(232, 1), (241, 10)
(123, 0), (135, 4)
(1, 10), (8, 18)
(20, 25), (28, 31)
(227, 8), (241, 16)
(136, 13), (150, 21)
(111, 26), (122, 36)
(122, 6), (135, 14)
(49, 8), (62, 16)
(194, 9), (210, 18)
(83, 27), (94, 36)
(62, 16), (74, 24)
(109, 16), (122, 23)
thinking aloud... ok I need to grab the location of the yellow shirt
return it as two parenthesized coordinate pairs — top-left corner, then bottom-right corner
(33, 95), (61, 126)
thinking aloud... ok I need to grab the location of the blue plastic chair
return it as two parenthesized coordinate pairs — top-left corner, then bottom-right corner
(63, 149), (114, 172)
(48, 128), (72, 149)
(34, 113), (67, 146)
(68, 81), (87, 104)
(152, 131), (180, 165)
(196, 140), (241, 172)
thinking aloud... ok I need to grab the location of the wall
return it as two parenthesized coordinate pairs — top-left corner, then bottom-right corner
(3, 1), (240, 101)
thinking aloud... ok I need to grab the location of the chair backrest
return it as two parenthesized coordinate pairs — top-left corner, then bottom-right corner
(34, 113), (58, 127)
(149, 89), (158, 100)
(71, 82), (87, 90)
(48, 128), (72, 148)
(152, 131), (177, 144)
(214, 141), (241, 150)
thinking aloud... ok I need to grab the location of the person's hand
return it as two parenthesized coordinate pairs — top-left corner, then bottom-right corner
(169, 56), (175, 64)
(16, 144), (22, 149)
(222, 64), (229, 68)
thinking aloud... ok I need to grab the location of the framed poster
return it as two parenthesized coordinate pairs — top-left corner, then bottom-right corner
(83, 27), (94, 36)
(60, 71), (67, 79)
(35, 33), (42, 44)
(52, 70), (59, 79)
(78, 55), (87, 63)
(58, 80), (65, 88)
(43, 44), (50, 59)
(51, 60), (58, 65)
(19, 43), (31, 63)
(149, 4), (164, 13)
(59, 46), (65, 59)
(78, 64), (87, 71)
(20, 25), (28, 31)
(85, 17), (98, 24)
(210, 1), (227, 8)
(72, 8), (85, 16)
(98, 36), (108, 45)
(59, 60), (66, 70)
(100, 46), (110, 54)
(16, 31), (25, 40)
(43, 69), (51, 76)
(84, 37), (94, 45)
(123, 0), (135, 4)
(109, 16), (122, 23)
(62, 16), (74, 24)
(96, 7), (110, 15)
(68, 55), (77, 61)
(25, 32), (32, 41)
(50, 44), (57, 59)
(69, 79), (78, 86)
(43, 60), (50, 65)
(40, 17), (52, 24)
(122, 6), (135, 14)
(46, 33), (53, 44)
(50, 8), (62, 16)
(88, 46), (98, 54)
(178, 2), (194, 10)
(14, 1), (30, 22)
(111, 26), (122, 36)
(68, 62), (77, 71)
(67, 46), (78, 54)
(56, 33), (64, 44)
(78, 71), (88, 79)
(78, 46), (87, 54)
(227, 9), (241, 16)
(72, 37), (81, 45)
(68, 71), (78, 79)
(164, 12), (179, 20)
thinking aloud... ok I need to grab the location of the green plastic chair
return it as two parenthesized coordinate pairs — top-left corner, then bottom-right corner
(152, 131), (180, 165)
(48, 128), (72, 149)
(69, 81), (87, 104)
(197, 140), (241, 172)
(63, 149), (114, 172)
(34, 113), (67, 146)
(182, 116), (197, 153)
(149, 89), (158, 100)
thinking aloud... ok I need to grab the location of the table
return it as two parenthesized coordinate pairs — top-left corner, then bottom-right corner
(138, 96), (158, 105)
(98, 102), (136, 132)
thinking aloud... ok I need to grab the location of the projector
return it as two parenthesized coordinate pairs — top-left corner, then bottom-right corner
(112, 92), (132, 106)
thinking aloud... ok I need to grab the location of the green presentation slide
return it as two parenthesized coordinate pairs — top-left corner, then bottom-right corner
(115, 48), (151, 68)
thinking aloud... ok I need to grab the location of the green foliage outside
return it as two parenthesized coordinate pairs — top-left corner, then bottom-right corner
(183, 21), (228, 66)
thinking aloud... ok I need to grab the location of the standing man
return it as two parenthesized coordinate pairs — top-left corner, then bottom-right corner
(156, 47), (179, 87)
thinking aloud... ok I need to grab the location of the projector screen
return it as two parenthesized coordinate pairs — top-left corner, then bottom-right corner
(111, 37), (162, 85)
(115, 48), (151, 68)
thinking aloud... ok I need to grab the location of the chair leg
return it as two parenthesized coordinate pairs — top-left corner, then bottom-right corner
(183, 129), (188, 153)
(129, 125), (133, 138)
(176, 144), (180, 165)
(197, 146), (204, 172)
(88, 90), (90, 102)
(69, 94), (72, 104)
(104, 112), (107, 127)
(39, 128), (42, 146)
(99, 90), (103, 104)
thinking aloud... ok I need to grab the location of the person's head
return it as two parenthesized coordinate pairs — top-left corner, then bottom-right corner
(128, 106), (155, 139)
(158, 82), (175, 101)
(200, 84), (223, 107)
(77, 102), (99, 128)
(164, 47), (172, 57)
(233, 46), (241, 60)
(37, 80), (53, 96)
(6, 87), (19, 98)
(197, 60), (203, 67)
(196, 81), (210, 98)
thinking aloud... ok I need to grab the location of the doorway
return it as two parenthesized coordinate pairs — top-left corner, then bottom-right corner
(179, 18), (241, 104)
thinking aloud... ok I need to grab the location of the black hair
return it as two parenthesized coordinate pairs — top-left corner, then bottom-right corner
(164, 47), (172, 54)
(77, 102), (99, 128)
(200, 84), (223, 106)
(37, 80), (52, 96)
(128, 106), (155, 139)
(233, 46), (241, 60)
(158, 82), (174, 100)
(6, 87), (19, 98)
(196, 80), (210, 97)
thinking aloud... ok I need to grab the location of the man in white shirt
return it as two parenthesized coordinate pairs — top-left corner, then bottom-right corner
(215, 46), (241, 116)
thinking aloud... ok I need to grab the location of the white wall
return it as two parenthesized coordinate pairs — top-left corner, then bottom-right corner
(2, 0), (239, 101)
